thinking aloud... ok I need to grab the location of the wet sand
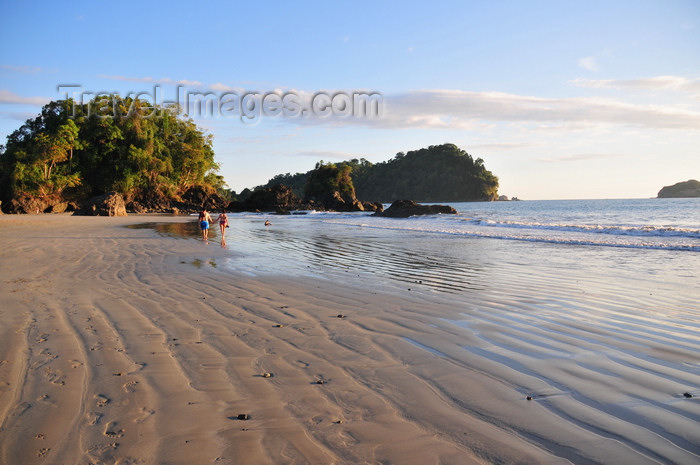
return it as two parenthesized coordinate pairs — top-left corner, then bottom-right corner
(0, 214), (698, 465)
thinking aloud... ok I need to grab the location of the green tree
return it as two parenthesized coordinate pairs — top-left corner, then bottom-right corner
(0, 97), (223, 207)
(304, 161), (356, 202)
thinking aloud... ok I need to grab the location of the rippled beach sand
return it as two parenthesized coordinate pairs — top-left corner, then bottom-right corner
(0, 214), (698, 465)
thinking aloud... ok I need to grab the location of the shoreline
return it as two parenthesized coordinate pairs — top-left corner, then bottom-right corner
(1, 215), (698, 465)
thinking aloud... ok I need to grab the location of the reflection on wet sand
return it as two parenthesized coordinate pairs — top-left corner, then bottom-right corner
(135, 219), (487, 293)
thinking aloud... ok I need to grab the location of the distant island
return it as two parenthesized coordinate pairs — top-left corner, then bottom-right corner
(657, 180), (700, 198)
(258, 143), (500, 203)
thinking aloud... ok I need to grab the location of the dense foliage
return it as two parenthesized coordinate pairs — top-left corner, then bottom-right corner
(303, 162), (356, 201)
(259, 143), (499, 202)
(351, 144), (499, 202)
(0, 98), (223, 206)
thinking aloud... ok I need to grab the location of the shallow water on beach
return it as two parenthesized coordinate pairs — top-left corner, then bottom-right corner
(141, 198), (700, 463)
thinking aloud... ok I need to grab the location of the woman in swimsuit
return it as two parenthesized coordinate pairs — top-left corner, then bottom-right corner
(216, 211), (228, 239)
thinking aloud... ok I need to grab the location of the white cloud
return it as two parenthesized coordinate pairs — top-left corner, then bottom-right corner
(470, 142), (540, 152)
(291, 150), (356, 160)
(2, 64), (44, 74)
(535, 153), (627, 163)
(577, 56), (600, 71)
(570, 76), (700, 93)
(209, 83), (247, 93)
(374, 89), (700, 130)
(98, 74), (203, 87)
(0, 89), (50, 105)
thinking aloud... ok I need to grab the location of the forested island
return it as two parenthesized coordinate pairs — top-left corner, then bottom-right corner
(260, 143), (499, 203)
(0, 98), (227, 214)
(0, 98), (500, 214)
(657, 180), (700, 198)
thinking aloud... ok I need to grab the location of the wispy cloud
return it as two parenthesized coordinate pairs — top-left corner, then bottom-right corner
(577, 56), (600, 72)
(535, 153), (627, 163)
(291, 150), (357, 160)
(0, 110), (42, 123)
(373, 89), (700, 130)
(209, 82), (248, 93)
(2, 64), (57, 74)
(98, 74), (203, 87)
(470, 142), (540, 152)
(0, 89), (50, 105)
(570, 76), (700, 93)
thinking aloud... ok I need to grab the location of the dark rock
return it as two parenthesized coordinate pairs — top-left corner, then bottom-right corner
(683, 392), (693, 398)
(304, 190), (365, 212)
(229, 184), (304, 212)
(373, 200), (457, 218)
(126, 201), (147, 213)
(44, 202), (77, 213)
(6, 195), (49, 214)
(174, 186), (227, 213)
(74, 192), (127, 216)
(362, 201), (384, 212)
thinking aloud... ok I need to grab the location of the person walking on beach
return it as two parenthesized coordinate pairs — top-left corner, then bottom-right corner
(216, 211), (229, 239)
(198, 209), (213, 241)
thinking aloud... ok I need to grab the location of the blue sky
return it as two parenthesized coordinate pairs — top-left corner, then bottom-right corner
(1, 0), (699, 199)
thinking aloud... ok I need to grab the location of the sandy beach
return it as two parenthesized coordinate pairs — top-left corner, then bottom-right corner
(0, 214), (698, 465)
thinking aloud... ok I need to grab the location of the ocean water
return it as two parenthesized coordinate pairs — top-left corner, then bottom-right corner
(217, 198), (699, 297)
(161, 198), (700, 463)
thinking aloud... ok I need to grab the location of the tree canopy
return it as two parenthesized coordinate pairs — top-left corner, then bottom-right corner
(303, 161), (356, 202)
(0, 97), (223, 206)
(350, 144), (499, 202)
(258, 144), (499, 202)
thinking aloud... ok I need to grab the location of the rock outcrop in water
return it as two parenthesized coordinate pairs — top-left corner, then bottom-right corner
(657, 180), (700, 198)
(228, 184), (383, 213)
(228, 185), (305, 213)
(373, 200), (457, 218)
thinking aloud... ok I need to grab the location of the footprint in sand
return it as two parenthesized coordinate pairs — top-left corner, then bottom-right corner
(123, 381), (138, 393)
(90, 342), (103, 351)
(69, 359), (83, 368)
(134, 407), (155, 424)
(86, 411), (103, 425)
(30, 353), (58, 370)
(37, 394), (56, 407)
(84, 325), (97, 335)
(85, 442), (119, 462)
(36, 448), (50, 457)
(94, 394), (110, 407)
(44, 367), (66, 386)
(103, 421), (124, 438)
